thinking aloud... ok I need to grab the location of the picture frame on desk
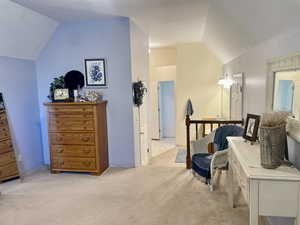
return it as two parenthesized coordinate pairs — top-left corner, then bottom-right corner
(243, 113), (260, 143)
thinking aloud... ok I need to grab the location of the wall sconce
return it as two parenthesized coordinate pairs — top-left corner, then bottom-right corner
(218, 73), (234, 89)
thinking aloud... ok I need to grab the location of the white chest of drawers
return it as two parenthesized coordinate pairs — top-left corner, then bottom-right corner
(228, 137), (300, 225)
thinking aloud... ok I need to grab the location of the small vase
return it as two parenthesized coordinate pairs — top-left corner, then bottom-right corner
(259, 125), (287, 169)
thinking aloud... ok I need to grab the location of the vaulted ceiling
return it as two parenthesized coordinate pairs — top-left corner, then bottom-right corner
(5, 0), (300, 63)
(0, 0), (58, 60)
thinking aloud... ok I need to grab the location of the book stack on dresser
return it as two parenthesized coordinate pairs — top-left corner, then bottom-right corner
(0, 110), (19, 182)
(44, 101), (108, 175)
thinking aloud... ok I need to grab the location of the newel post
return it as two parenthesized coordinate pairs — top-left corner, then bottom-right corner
(186, 115), (191, 169)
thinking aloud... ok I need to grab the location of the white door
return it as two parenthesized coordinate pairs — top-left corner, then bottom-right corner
(159, 81), (176, 138)
(139, 86), (150, 165)
(150, 82), (160, 140)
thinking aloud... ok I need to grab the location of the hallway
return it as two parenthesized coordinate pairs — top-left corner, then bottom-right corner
(0, 149), (248, 225)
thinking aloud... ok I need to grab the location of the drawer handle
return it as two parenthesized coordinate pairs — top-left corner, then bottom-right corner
(83, 161), (91, 167)
(56, 137), (63, 142)
(56, 148), (64, 153)
(81, 137), (90, 142)
(59, 160), (65, 166)
(83, 150), (91, 154)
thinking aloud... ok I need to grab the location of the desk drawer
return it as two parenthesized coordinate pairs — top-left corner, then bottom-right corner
(48, 118), (95, 131)
(49, 133), (95, 145)
(52, 157), (96, 170)
(51, 145), (96, 158)
(259, 181), (299, 217)
(230, 151), (249, 204)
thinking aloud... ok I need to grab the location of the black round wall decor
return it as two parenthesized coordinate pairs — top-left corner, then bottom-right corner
(64, 70), (85, 90)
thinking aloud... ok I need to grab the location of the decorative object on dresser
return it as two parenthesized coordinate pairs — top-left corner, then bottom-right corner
(48, 76), (66, 102)
(228, 137), (300, 225)
(64, 70), (85, 101)
(54, 88), (69, 102)
(44, 101), (109, 175)
(85, 59), (107, 87)
(260, 112), (289, 169)
(0, 93), (19, 182)
(243, 114), (260, 144)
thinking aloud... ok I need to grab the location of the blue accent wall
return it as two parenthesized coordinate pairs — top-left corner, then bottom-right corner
(0, 56), (44, 173)
(36, 18), (135, 167)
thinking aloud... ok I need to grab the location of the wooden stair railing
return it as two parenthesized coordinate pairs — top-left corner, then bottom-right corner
(185, 115), (243, 169)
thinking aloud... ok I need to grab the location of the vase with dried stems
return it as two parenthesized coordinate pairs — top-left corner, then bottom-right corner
(260, 112), (289, 169)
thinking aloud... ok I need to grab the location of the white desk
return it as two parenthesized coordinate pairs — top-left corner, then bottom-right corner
(228, 137), (300, 225)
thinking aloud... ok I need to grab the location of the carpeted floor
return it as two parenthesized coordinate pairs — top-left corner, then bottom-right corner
(0, 149), (248, 225)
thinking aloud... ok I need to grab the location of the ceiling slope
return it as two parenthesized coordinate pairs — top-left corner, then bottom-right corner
(12, 0), (210, 48)
(10, 0), (300, 63)
(0, 0), (58, 60)
(203, 0), (300, 63)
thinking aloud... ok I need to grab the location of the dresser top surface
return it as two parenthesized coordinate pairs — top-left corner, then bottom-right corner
(228, 137), (300, 181)
(44, 101), (107, 106)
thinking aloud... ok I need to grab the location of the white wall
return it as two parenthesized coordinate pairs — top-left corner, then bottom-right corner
(224, 28), (300, 225)
(129, 20), (150, 166)
(176, 43), (223, 145)
(0, 0), (58, 60)
(149, 48), (177, 140)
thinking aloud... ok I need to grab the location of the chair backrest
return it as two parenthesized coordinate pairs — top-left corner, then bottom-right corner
(213, 125), (244, 151)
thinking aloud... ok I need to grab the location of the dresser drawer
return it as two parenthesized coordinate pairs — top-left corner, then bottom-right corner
(0, 126), (10, 140)
(0, 118), (8, 128)
(0, 139), (13, 154)
(0, 151), (16, 167)
(48, 118), (95, 131)
(48, 105), (94, 114)
(51, 145), (96, 158)
(0, 113), (7, 122)
(52, 157), (96, 170)
(0, 162), (18, 180)
(49, 133), (95, 145)
(230, 151), (249, 204)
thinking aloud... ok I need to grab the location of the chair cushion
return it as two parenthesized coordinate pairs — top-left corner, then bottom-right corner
(192, 153), (212, 179)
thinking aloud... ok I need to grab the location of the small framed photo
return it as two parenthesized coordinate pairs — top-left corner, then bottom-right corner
(84, 59), (107, 87)
(243, 114), (261, 142)
(53, 88), (69, 102)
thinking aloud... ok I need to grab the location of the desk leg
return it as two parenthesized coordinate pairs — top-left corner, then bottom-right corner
(228, 165), (235, 208)
(250, 180), (260, 225)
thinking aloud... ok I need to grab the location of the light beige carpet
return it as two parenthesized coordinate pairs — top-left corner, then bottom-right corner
(0, 149), (248, 225)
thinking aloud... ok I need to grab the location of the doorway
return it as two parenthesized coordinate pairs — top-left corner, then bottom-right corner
(158, 81), (176, 139)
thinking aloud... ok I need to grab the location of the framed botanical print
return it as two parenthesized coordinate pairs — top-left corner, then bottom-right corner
(243, 114), (260, 142)
(84, 59), (107, 87)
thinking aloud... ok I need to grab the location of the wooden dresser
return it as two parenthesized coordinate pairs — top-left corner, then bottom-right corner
(44, 102), (108, 175)
(228, 137), (300, 225)
(0, 110), (19, 182)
